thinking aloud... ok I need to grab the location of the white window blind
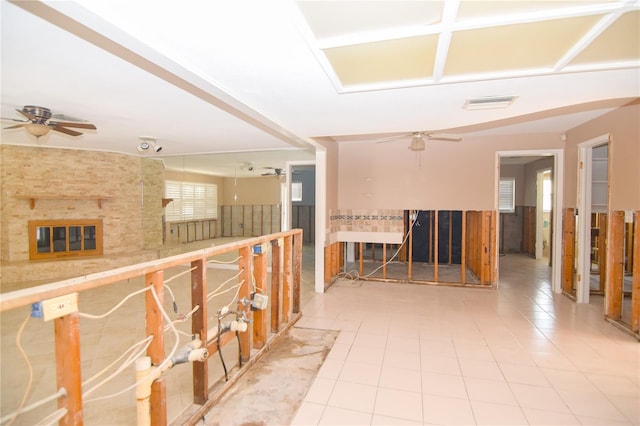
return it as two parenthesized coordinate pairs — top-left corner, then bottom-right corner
(165, 180), (217, 221)
(499, 178), (515, 213)
(291, 182), (302, 202)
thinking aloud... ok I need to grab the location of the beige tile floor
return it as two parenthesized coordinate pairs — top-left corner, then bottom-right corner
(293, 254), (640, 426)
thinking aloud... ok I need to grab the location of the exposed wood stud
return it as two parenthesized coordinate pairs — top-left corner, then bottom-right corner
(252, 247), (268, 349)
(605, 211), (625, 320)
(190, 259), (208, 405)
(461, 211), (466, 284)
(408, 211), (414, 280)
(145, 270), (166, 425)
(562, 208), (576, 294)
(448, 211), (453, 264)
(359, 242), (364, 277)
(434, 211), (439, 282)
(282, 236), (292, 324)
(55, 313), (83, 426)
(238, 246), (252, 362)
(292, 232), (302, 314)
(383, 243), (387, 279)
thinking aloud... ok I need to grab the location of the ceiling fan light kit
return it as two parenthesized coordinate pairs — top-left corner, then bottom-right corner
(409, 133), (426, 151)
(2, 105), (97, 139)
(24, 122), (51, 137)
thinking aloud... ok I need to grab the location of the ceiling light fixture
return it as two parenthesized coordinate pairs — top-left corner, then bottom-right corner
(25, 123), (51, 137)
(409, 133), (426, 152)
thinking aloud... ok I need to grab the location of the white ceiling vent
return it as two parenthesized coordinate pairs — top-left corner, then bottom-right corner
(464, 96), (517, 110)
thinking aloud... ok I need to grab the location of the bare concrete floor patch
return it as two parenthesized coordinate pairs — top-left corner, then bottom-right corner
(202, 327), (337, 426)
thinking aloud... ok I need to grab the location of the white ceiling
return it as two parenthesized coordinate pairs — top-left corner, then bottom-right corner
(1, 0), (638, 177)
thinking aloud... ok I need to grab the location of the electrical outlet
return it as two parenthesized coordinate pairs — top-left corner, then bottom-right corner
(41, 293), (78, 321)
(251, 293), (269, 310)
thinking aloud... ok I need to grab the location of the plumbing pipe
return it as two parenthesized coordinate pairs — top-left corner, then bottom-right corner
(206, 320), (247, 343)
(136, 340), (208, 426)
(169, 339), (207, 366)
(135, 357), (152, 426)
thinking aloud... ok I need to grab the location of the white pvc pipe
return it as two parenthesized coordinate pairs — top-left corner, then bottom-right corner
(135, 357), (152, 426)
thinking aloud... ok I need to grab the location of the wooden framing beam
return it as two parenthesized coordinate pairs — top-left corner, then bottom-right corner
(252, 246), (268, 349)
(282, 236), (292, 323)
(145, 270), (167, 425)
(448, 211), (453, 265)
(190, 259), (208, 405)
(359, 242), (364, 278)
(605, 211), (625, 321)
(237, 246), (252, 362)
(562, 208), (576, 294)
(408, 212), (414, 281)
(324, 245), (331, 284)
(270, 239), (281, 333)
(55, 313), (83, 426)
(429, 211), (434, 263)
(434, 211), (439, 282)
(293, 232), (302, 314)
(461, 211), (466, 284)
(383, 243), (387, 279)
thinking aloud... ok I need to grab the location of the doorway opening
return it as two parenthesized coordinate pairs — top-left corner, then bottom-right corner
(497, 150), (563, 293)
(536, 169), (553, 261)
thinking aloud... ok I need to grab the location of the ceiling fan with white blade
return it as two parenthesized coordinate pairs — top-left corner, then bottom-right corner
(375, 131), (462, 152)
(261, 166), (300, 178)
(2, 105), (97, 138)
(261, 166), (284, 177)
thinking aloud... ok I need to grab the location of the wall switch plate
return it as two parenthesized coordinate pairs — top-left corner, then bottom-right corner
(41, 293), (79, 321)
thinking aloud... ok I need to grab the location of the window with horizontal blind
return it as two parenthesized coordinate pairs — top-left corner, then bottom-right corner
(165, 180), (218, 221)
(499, 178), (515, 213)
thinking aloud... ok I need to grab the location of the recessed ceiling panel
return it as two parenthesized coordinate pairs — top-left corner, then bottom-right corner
(570, 10), (640, 65)
(445, 15), (602, 76)
(296, 1), (443, 40)
(456, 1), (617, 20)
(324, 35), (438, 86)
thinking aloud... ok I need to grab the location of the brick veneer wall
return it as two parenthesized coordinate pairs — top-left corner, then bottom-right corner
(0, 145), (164, 286)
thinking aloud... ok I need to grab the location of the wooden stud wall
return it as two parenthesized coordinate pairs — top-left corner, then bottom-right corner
(220, 204), (281, 237)
(334, 210), (496, 287)
(0, 230), (304, 426)
(464, 211), (496, 286)
(324, 241), (344, 285)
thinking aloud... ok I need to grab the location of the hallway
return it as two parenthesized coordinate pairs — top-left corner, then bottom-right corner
(292, 254), (639, 425)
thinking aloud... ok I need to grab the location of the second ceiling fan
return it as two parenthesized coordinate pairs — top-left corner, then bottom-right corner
(375, 131), (462, 152)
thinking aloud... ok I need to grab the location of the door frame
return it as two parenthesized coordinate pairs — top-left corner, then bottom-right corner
(496, 149), (564, 293)
(576, 134), (610, 303)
